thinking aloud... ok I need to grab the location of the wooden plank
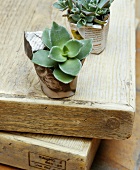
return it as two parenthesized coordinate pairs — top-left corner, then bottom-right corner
(90, 29), (140, 170)
(91, 91), (140, 170)
(0, 47), (138, 170)
(0, 0), (136, 139)
(136, 38), (140, 91)
(0, 9), (138, 170)
(136, 0), (140, 19)
(0, 132), (100, 170)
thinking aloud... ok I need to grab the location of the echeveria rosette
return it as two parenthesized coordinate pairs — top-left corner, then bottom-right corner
(53, 0), (114, 28)
(32, 22), (93, 84)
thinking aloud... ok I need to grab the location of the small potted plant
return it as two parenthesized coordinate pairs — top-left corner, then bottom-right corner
(24, 22), (92, 99)
(53, 0), (114, 54)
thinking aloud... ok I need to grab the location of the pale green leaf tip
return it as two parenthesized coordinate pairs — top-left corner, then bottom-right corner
(52, 21), (58, 28)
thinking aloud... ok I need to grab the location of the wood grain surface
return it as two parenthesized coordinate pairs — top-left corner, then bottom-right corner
(0, 132), (100, 170)
(90, 24), (140, 170)
(0, 20), (139, 170)
(136, 0), (140, 19)
(0, 0), (136, 139)
(0, 19), (138, 170)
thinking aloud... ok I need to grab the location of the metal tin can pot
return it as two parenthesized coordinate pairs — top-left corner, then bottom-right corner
(69, 18), (110, 54)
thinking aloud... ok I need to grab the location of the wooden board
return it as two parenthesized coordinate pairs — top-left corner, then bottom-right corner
(0, 11), (138, 170)
(0, 132), (100, 170)
(136, 0), (140, 19)
(91, 79), (140, 169)
(90, 28), (140, 170)
(0, 0), (136, 139)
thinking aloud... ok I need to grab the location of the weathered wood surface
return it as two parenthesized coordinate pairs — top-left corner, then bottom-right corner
(0, 12), (138, 170)
(90, 28), (140, 170)
(0, 132), (100, 170)
(136, 0), (140, 19)
(91, 93), (140, 170)
(0, 0), (136, 139)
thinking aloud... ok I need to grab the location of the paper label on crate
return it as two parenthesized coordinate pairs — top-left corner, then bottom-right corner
(29, 152), (66, 170)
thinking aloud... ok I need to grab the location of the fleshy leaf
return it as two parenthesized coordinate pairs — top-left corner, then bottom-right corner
(42, 28), (52, 49)
(71, 7), (80, 13)
(53, 68), (74, 84)
(80, 0), (88, 9)
(68, 0), (73, 9)
(59, 58), (82, 76)
(49, 46), (67, 62)
(32, 50), (57, 67)
(96, 0), (100, 3)
(63, 46), (69, 56)
(53, 2), (67, 11)
(70, 14), (80, 22)
(64, 40), (83, 58)
(98, 0), (110, 8)
(76, 39), (93, 60)
(50, 22), (71, 48)
(86, 16), (94, 22)
(94, 18), (106, 25)
(77, 19), (86, 28)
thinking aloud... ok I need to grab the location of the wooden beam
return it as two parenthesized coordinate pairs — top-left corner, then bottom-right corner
(91, 92), (140, 170)
(136, 0), (140, 19)
(0, 0), (136, 139)
(90, 28), (140, 170)
(0, 133), (100, 170)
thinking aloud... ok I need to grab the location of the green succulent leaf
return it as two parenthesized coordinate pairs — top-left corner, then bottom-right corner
(76, 39), (93, 60)
(71, 7), (80, 13)
(42, 28), (52, 49)
(89, 6), (96, 12)
(97, 8), (108, 15)
(98, 0), (110, 8)
(53, 68), (75, 84)
(63, 46), (69, 56)
(80, 0), (89, 9)
(70, 14), (81, 22)
(88, 3), (96, 8)
(95, 0), (100, 3)
(32, 50), (57, 67)
(53, 2), (67, 11)
(86, 0), (91, 3)
(68, 0), (73, 9)
(110, 0), (114, 3)
(94, 18), (106, 25)
(59, 58), (82, 76)
(50, 22), (71, 48)
(86, 15), (94, 22)
(80, 13), (86, 18)
(77, 19), (86, 28)
(53, 0), (113, 26)
(49, 46), (67, 62)
(68, 17), (76, 23)
(64, 40), (83, 58)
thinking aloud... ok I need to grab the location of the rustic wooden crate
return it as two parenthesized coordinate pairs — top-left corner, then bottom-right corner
(0, 132), (100, 170)
(0, 0), (136, 139)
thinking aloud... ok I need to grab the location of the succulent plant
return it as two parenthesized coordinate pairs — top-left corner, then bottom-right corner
(53, 0), (114, 28)
(32, 22), (92, 84)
